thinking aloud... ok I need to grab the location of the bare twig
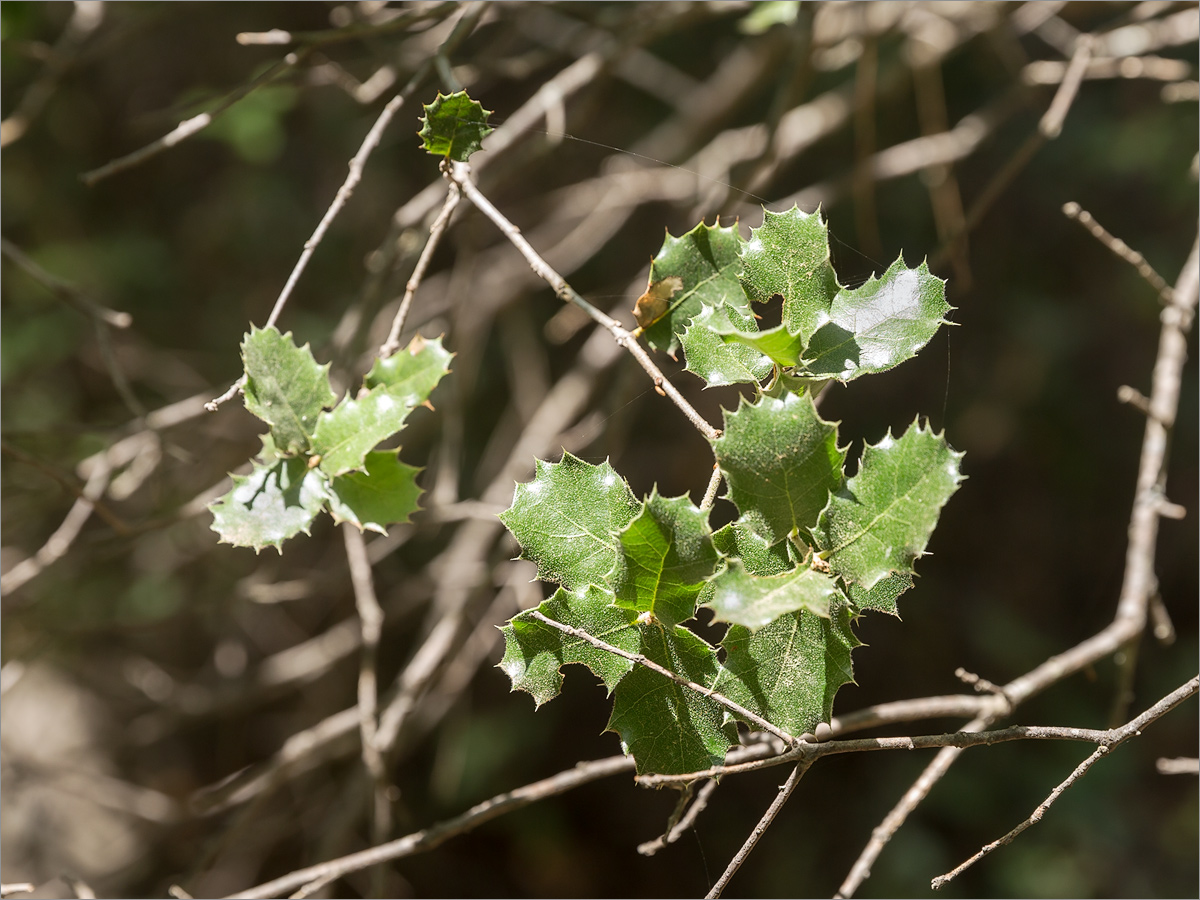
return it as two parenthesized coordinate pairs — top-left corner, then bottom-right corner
(529, 610), (799, 748)
(1062, 201), (1173, 301)
(235, 2), (459, 49)
(932, 676), (1199, 888)
(1, 440), (128, 535)
(840, 226), (1200, 897)
(1, 238), (130, 328)
(1, 452), (114, 594)
(263, 91), (411, 331)
(446, 160), (721, 442)
(378, 180), (462, 358)
(933, 34), (1094, 270)
(81, 54), (303, 186)
(637, 779), (718, 856)
(342, 525), (392, 858)
(706, 762), (810, 899)
(224, 755), (634, 899)
(1, 0), (104, 147)
(637, 720), (1144, 787)
(699, 464), (723, 511)
(836, 714), (992, 898)
(0, 884), (36, 898)
(1156, 757), (1199, 775)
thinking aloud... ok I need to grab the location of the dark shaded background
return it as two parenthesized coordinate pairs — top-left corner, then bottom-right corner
(2, 2), (1196, 898)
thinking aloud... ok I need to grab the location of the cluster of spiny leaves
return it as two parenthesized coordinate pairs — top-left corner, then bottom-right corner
(498, 207), (964, 776)
(208, 90), (481, 552)
(209, 327), (451, 551)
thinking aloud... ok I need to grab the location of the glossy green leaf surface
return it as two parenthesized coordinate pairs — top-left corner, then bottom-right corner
(241, 326), (335, 454)
(711, 521), (793, 577)
(716, 602), (859, 737)
(642, 221), (748, 356)
(611, 491), (718, 627)
(846, 571), (913, 617)
(814, 421), (964, 589)
(681, 306), (774, 387)
(326, 450), (422, 534)
(606, 624), (737, 775)
(801, 257), (951, 381)
(312, 335), (452, 477)
(498, 586), (640, 707)
(739, 206), (838, 341)
(364, 334), (454, 394)
(210, 457), (327, 552)
(712, 392), (845, 544)
(418, 90), (493, 162)
(704, 560), (839, 629)
(499, 453), (640, 590)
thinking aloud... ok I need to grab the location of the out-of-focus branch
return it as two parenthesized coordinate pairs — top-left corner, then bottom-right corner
(1, 0), (104, 148)
(224, 754), (635, 899)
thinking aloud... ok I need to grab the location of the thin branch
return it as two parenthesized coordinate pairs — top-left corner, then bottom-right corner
(843, 225), (1200, 897)
(637, 779), (718, 856)
(342, 525), (391, 854)
(378, 180), (462, 358)
(0, 440), (129, 535)
(1, 451), (114, 594)
(263, 90), (411, 331)
(1, 237), (130, 328)
(933, 34), (1094, 270)
(637, 720), (1139, 787)
(1, 0), (104, 147)
(205, 376), (246, 413)
(224, 755), (634, 899)
(81, 54), (304, 186)
(706, 762), (810, 899)
(932, 676), (1199, 888)
(1004, 229), (1199, 705)
(234, 2), (459, 49)
(446, 160), (722, 442)
(1062, 201), (1173, 301)
(1156, 757), (1199, 775)
(836, 715), (991, 898)
(528, 610), (798, 748)
(700, 464), (723, 511)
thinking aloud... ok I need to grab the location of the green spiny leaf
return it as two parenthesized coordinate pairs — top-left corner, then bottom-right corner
(704, 560), (839, 630)
(700, 309), (806, 369)
(814, 420), (964, 590)
(642, 220), (748, 356)
(611, 490), (719, 627)
(312, 335), (452, 477)
(418, 91), (493, 162)
(499, 453), (640, 590)
(801, 257), (951, 381)
(681, 305), (774, 387)
(712, 521), (794, 576)
(241, 326), (336, 454)
(712, 392), (846, 544)
(739, 206), (838, 341)
(499, 586), (641, 707)
(845, 572), (913, 617)
(209, 457), (328, 552)
(364, 333), (454, 393)
(716, 600), (859, 737)
(326, 450), (422, 534)
(606, 623), (737, 775)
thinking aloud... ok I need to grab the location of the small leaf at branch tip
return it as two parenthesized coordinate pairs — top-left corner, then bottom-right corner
(418, 91), (493, 162)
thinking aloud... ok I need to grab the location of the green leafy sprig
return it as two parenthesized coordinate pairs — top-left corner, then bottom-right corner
(210, 327), (451, 551)
(497, 203), (963, 775)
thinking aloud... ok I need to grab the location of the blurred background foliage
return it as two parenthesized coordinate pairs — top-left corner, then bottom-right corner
(1, 2), (1196, 898)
